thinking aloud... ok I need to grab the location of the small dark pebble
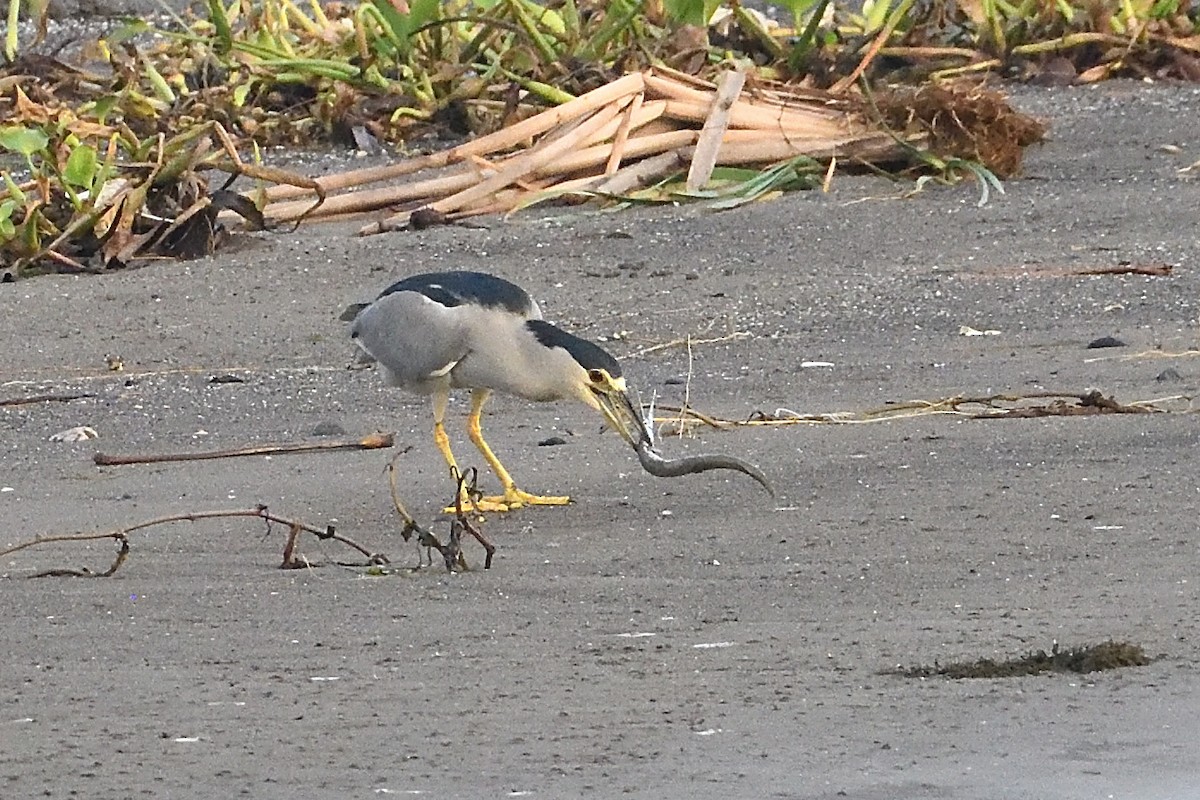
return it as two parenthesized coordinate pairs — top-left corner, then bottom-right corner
(209, 374), (246, 384)
(1156, 368), (1184, 382)
(1087, 336), (1126, 349)
(664, 377), (686, 385)
(409, 208), (449, 229)
(312, 421), (346, 437)
(538, 436), (567, 447)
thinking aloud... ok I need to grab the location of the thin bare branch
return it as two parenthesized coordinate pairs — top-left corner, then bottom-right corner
(94, 432), (394, 466)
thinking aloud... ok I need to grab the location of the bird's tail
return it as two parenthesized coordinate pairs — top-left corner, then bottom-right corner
(338, 302), (370, 322)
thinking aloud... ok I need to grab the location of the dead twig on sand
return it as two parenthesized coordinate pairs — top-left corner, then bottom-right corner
(627, 330), (751, 359)
(2, 506), (387, 578)
(386, 447), (440, 568)
(451, 468), (496, 570)
(1074, 263), (1174, 277)
(0, 391), (96, 407)
(385, 458), (495, 572)
(652, 389), (1194, 436)
(1084, 348), (1200, 364)
(30, 536), (130, 578)
(94, 432), (394, 466)
(761, 390), (1189, 425)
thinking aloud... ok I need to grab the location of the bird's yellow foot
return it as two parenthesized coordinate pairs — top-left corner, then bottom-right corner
(442, 488), (571, 514)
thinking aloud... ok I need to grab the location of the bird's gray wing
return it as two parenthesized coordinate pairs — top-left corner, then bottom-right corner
(350, 290), (469, 387)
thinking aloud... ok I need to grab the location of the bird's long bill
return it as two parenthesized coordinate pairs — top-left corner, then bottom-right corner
(596, 388), (653, 450)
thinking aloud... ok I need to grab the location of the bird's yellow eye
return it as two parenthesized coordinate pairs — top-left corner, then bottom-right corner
(587, 369), (606, 385)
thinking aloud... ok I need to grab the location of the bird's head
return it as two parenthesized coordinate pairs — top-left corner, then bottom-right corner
(577, 365), (652, 450)
(526, 320), (652, 449)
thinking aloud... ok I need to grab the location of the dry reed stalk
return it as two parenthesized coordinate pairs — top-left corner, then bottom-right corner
(606, 92), (645, 175)
(711, 131), (905, 165)
(647, 64), (718, 91)
(661, 97), (851, 136)
(742, 81), (852, 108)
(522, 148), (691, 203)
(264, 71), (647, 203)
(467, 154), (543, 193)
(526, 173), (609, 197)
(435, 102), (628, 210)
(595, 149), (690, 195)
(545, 129), (698, 175)
(263, 166), (481, 222)
(574, 97), (667, 151)
(646, 74), (848, 129)
(369, 198), (513, 231)
(362, 100), (633, 233)
(466, 182), (554, 211)
(687, 68), (746, 191)
(626, 117), (687, 139)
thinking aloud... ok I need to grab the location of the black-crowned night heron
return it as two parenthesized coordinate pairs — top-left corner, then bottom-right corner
(347, 270), (650, 513)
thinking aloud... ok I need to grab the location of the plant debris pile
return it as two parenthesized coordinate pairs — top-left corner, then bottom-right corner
(796, 0), (1200, 85)
(876, 80), (1046, 179)
(4, 0), (1191, 278)
(895, 640), (1154, 679)
(255, 67), (1046, 232)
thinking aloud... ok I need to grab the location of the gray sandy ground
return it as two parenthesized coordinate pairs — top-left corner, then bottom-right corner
(3, 82), (1200, 799)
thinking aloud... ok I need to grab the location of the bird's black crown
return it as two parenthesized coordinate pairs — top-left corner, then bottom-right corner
(526, 320), (622, 377)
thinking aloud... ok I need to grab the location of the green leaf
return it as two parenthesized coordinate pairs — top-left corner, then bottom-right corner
(5, 0), (20, 62)
(232, 81), (252, 107)
(3, 171), (27, 204)
(861, 0), (893, 32)
(788, 0), (834, 70)
(64, 145), (99, 189)
(103, 19), (152, 46)
(0, 126), (49, 156)
(0, 198), (17, 225)
(663, 0), (720, 26)
(82, 94), (120, 124)
(206, 0), (233, 54)
(370, 0), (441, 54)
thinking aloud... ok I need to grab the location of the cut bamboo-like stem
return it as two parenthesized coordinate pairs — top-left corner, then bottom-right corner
(263, 71), (647, 203)
(710, 132), (907, 165)
(597, 149), (690, 195)
(606, 92), (644, 175)
(362, 98), (628, 232)
(646, 73), (849, 128)
(646, 64), (717, 91)
(662, 98), (850, 136)
(426, 99), (629, 216)
(263, 166), (482, 222)
(687, 68), (746, 192)
(544, 129), (698, 176)
(627, 117), (686, 139)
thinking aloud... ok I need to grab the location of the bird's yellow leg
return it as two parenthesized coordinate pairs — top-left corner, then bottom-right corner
(464, 388), (570, 511)
(431, 389), (502, 514)
(431, 387), (461, 477)
(432, 389), (523, 514)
